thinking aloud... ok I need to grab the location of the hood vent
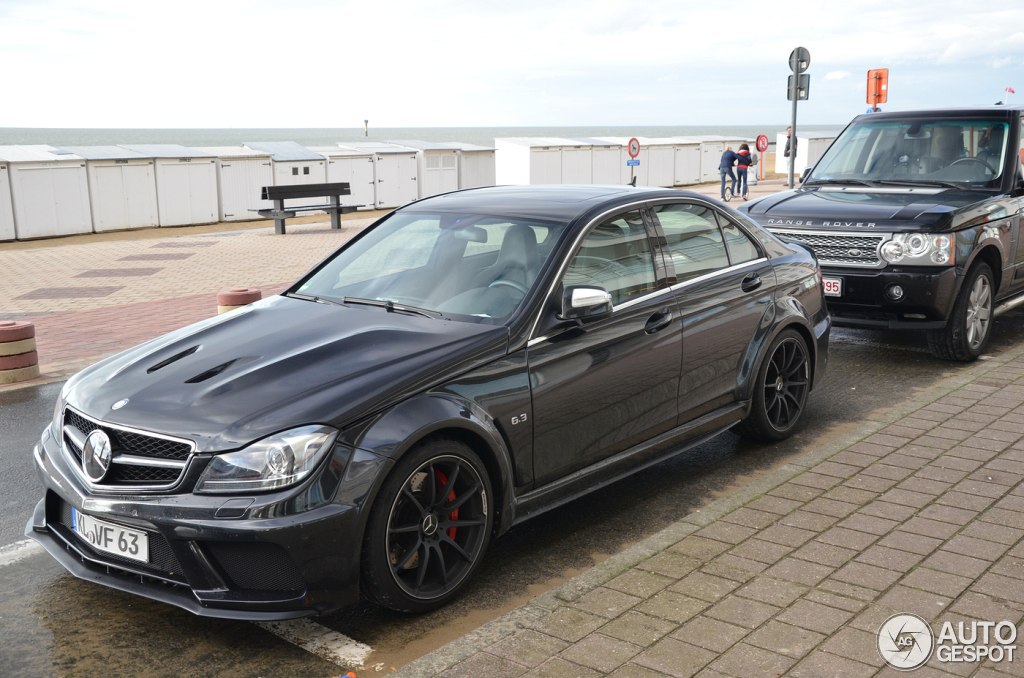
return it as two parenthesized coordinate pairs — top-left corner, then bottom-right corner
(146, 345), (200, 374)
(185, 359), (238, 384)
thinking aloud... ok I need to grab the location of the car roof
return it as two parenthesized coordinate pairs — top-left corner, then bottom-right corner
(403, 185), (693, 221)
(853, 106), (1024, 123)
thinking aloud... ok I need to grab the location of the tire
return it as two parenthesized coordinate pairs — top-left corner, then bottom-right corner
(736, 328), (811, 442)
(927, 262), (994, 362)
(361, 438), (493, 613)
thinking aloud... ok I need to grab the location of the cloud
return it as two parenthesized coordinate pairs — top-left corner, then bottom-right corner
(825, 71), (852, 81)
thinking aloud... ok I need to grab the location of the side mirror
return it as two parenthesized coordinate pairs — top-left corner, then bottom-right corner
(560, 286), (613, 322)
(800, 166), (814, 184)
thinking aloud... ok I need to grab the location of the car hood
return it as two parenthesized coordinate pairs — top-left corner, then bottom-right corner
(65, 295), (508, 451)
(740, 186), (998, 232)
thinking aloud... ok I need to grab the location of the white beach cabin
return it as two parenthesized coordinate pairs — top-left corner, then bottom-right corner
(388, 140), (460, 199)
(495, 138), (599, 185)
(0, 145), (93, 239)
(0, 161), (15, 241)
(449, 142), (496, 190)
(195, 146), (274, 222)
(337, 142), (418, 209)
(121, 145), (218, 227)
(314, 146), (376, 210)
(242, 141), (327, 210)
(670, 137), (702, 186)
(686, 135), (750, 183)
(56, 146), (159, 232)
(774, 130), (840, 178)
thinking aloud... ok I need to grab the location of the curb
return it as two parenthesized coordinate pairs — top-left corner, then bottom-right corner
(395, 340), (1024, 677)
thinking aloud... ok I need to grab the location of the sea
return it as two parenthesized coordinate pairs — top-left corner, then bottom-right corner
(0, 125), (834, 149)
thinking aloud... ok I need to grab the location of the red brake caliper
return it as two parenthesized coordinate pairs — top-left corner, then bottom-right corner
(434, 470), (459, 540)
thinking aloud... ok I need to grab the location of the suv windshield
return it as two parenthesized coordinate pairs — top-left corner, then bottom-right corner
(809, 117), (1009, 187)
(295, 211), (567, 323)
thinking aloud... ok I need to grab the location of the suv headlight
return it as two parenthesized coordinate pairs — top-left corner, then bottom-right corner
(195, 425), (338, 494)
(880, 233), (954, 266)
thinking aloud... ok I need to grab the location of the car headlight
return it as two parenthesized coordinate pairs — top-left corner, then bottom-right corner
(880, 233), (954, 266)
(195, 425), (338, 494)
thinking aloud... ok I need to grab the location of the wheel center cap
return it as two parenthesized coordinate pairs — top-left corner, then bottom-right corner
(421, 513), (439, 536)
(775, 377), (785, 392)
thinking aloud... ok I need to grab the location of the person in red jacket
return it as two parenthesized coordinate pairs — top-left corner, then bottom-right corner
(735, 143), (753, 200)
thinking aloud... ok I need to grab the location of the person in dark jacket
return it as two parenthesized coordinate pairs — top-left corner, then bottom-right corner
(735, 143), (753, 200)
(719, 146), (739, 199)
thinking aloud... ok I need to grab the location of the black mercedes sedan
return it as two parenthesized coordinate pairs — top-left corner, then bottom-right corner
(27, 185), (830, 619)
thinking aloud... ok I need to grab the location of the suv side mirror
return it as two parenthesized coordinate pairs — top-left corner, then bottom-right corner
(560, 286), (613, 322)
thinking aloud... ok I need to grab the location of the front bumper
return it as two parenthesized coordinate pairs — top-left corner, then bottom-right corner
(821, 265), (960, 329)
(26, 423), (389, 620)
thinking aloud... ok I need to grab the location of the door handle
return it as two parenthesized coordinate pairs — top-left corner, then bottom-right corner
(741, 272), (762, 292)
(644, 309), (673, 334)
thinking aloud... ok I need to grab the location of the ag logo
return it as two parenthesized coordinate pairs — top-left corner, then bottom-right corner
(878, 613), (934, 671)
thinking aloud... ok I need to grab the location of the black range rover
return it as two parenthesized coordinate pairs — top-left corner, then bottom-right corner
(740, 106), (1024, 360)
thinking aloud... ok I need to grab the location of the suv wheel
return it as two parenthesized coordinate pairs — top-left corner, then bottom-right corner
(927, 262), (994, 362)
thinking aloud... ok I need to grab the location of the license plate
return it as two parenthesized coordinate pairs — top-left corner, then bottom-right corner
(822, 276), (842, 297)
(72, 508), (149, 564)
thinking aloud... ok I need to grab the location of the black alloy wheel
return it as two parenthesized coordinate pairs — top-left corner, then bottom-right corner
(736, 329), (810, 442)
(362, 439), (493, 613)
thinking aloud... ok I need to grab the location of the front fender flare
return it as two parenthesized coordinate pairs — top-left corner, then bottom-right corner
(338, 394), (517, 534)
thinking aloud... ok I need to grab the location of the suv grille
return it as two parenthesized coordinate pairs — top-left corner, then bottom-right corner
(770, 229), (887, 268)
(62, 407), (195, 491)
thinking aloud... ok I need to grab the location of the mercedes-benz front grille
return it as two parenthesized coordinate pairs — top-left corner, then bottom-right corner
(61, 407), (195, 492)
(770, 229), (887, 268)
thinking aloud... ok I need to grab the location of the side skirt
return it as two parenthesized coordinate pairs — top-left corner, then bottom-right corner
(508, 402), (747, 527)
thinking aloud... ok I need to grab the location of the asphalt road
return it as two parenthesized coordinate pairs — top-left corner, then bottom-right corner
(1, 313), (1022, 676)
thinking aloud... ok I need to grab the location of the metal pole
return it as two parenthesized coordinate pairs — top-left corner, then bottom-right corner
(788, 82), (798, 189)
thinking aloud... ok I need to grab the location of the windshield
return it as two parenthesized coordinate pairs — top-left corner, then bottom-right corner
(295, 211), (567, 323)
(809, 117), (1009, 188)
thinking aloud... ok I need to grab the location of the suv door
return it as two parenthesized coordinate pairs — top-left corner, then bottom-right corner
(528, 209), (682, 485)
(650, 201), (776, 422)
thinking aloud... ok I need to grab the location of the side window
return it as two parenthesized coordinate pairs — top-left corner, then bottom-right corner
(1019, 118), (1024, 174)
(654, 203), (730, 281)
(563, 211), (656, 306)
(717, 215), (762, 265)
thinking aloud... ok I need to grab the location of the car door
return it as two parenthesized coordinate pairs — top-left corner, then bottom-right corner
(527, 208), (682, 485)
(650, 201), (776, 422)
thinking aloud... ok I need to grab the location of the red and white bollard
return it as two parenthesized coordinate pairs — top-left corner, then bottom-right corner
(0, 321), (40, 384)
(217, 288), (262, 314)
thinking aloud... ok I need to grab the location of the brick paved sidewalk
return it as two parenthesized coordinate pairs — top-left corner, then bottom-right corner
(399, 343), (1024, 677)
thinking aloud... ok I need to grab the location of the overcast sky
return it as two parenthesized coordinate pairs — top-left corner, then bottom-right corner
(1, 0), (1022, 129)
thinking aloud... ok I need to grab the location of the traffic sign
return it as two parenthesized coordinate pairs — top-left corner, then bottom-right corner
(867, 68), (889, 105)
(789, 47), (810, 73)
(788, 73), (810, 101)
(756, 134), (769, 153)
(626, 159), (640, 167)
(627, 137), (641, 159)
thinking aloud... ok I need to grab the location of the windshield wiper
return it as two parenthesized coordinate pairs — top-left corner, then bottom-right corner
(874, 179), (963, 190)
(285, 291), (343, 306)
(342, 297), (442, 319)
(803, 178), (876, 187)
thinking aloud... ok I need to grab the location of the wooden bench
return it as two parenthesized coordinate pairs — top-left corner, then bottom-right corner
(257, 182), (359, 234)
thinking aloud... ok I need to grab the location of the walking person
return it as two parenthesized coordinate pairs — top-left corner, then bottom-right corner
(719, 146), (739, 200)
(735, 143), (753, 200)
